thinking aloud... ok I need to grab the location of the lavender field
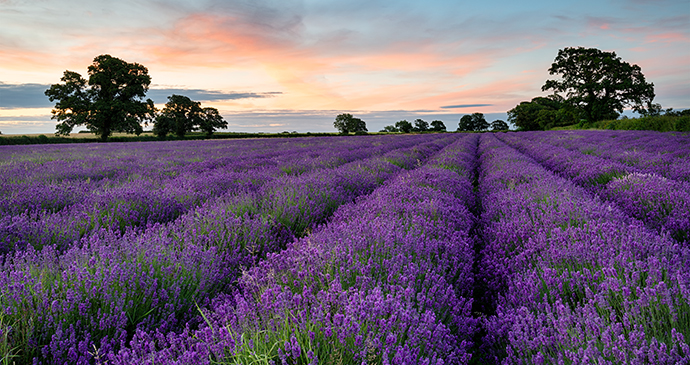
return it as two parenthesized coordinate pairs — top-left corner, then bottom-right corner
(0, 131), (688, 364)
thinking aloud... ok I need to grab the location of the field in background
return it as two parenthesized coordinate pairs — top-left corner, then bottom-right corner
(0, 130), (351, 145)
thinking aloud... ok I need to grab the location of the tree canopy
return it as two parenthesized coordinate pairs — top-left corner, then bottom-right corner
(381, 119), (445, 133)
(198, 107), (228, 137)
(380, 125), (399, 133)
(45, 54), (156, 141)
(457, 113), (489, 131)
(395, 120), (413, 133)
(508, 95), (578, 131)
(334, 113), (367, 134)
(542, 47), (655, 124)
(413, 119), (429, 132)
(490, 119), (509, 131)
(153, 94), (227, 138)
(430, 120), (446, 132)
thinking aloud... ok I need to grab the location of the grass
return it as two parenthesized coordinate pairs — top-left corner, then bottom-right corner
(550, 115), (690, 132)
(594, 115), (690, 132)
(0, 296), (20, 365)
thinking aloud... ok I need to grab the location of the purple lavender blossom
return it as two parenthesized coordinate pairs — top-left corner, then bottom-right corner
(496, 131), (690, 243)
(108, 135), (477, 364)
(477, 133), (689, 364)
(3, 131), (688, 364)
(1, 134), (459, 364)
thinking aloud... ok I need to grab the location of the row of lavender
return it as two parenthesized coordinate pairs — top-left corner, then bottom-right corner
(108, 134), (481, 364)
(495, 131), (690, 243)
(0, 135), (436, 254)
(0, 134), (459, 364)
(477, 133), (689, 363)
(533, 130), (690, 181)
(1, 137), (359, 212)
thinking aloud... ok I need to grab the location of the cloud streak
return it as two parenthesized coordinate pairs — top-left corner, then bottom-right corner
(0, 83), (53, 108)
(0, 82), (281, 109)
(147, 89), (282, 104)
(441, 104), (494, 109)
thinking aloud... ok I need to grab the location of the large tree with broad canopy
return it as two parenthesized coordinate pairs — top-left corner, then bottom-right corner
(45, 54), (155, 141)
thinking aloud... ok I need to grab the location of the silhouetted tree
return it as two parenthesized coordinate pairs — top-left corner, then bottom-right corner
(458, 115), (472, 131)
(542, 47), (655, 123)
(640, 103), (663, 117)
(413, 119), (429, 132)
(430, 120), (446, 131)
(457, 113), (489, 131)
(490, 119), (509, 131)
(395, 120), (413, 133)
(45, 54), (156, 141)
(380, 125), (399, 132)
(665, 108), (690, 117)
(334, 113), (367, 134)
(333, 113), (350, 134)
(508, 95), (578, 130)
(153, 94), (226, 138)
(199, 107), (228, 137)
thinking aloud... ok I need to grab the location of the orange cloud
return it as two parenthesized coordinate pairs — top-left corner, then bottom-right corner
(0, 49), (60, 73)
(135, 13), (508, 112)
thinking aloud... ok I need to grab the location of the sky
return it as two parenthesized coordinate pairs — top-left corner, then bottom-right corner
(0, 0), (688, 134)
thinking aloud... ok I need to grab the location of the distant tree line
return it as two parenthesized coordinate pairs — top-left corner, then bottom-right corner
(379, 119), (446, 133)
(374, 115), (508, 133)
(45, 54), (227, 141)
(48, 48), (676, 139)
(456, 113), (508, 132)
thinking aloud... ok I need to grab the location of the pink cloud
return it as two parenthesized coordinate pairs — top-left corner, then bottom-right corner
(586, 17), (614, 32)
(644, 32), (690, 43)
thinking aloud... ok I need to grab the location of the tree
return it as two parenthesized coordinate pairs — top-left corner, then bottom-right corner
(154, 94), (201, 138)
(457, 113), (489, 131)
(490, 119), (509, 131)
(333, 113), (351, 133)
(380, 125), (399, 133)
(507, 100), (542, 131)
(45, 54), (155, 141)
(640, 103), (663, 117)
(542, 47), (655, 124)
(199, 107), (228, 137)
(458, 115), (473, 131)
(395, 120), (413, 133)
(430, 120), (446, 131)
(333, 113), (367, 134)
(507, 95), (579, 130)
(665, 108), (690, 117)
(413, 119), (429, 132)
(352, 118), (367, 134)
(153, 94), (226, 138)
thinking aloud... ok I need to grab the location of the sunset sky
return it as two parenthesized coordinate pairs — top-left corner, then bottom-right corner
(1, 0), (688, 134)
